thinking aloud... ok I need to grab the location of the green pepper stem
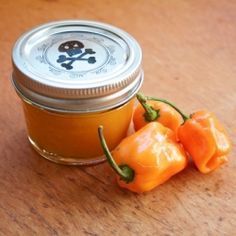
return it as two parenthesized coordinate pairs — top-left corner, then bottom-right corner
(136, 93), (159, 122)
(98, 126), (134, 183)
(143, 94), (189, 121)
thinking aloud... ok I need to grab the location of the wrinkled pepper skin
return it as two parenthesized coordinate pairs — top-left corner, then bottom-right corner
(178, 110), (231, 174)
(133, 100), (183, 133)
(112, 122), (188, 193)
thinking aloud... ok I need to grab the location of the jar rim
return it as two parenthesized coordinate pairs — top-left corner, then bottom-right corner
(12, 72), (143, 114)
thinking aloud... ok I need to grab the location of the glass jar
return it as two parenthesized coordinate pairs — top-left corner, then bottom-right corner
(11, 20), (143, 165)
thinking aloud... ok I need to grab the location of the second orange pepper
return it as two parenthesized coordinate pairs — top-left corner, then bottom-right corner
(178, 110), (231, 173)
(133, 93), (185, 134)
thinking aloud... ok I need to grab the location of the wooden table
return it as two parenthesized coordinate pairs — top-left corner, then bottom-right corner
(0, 0), (235, 235)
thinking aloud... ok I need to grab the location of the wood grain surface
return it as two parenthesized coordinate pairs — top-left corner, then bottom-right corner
(0, 0), (235, 235)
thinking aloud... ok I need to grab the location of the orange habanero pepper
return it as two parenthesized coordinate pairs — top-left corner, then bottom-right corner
(133, 93), (186, 134)
(98, 122), (187, 193)
(178, 110), (231, 174)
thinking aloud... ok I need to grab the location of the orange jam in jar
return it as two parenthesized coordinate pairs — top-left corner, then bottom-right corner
(11, 20), (143, 165)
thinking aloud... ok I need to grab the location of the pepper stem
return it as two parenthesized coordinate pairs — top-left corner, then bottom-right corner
(136, 93), (189, 121)
(98, 126), (135, 183)
(136, 93), (160, 122)
(146, 96), (189, 121)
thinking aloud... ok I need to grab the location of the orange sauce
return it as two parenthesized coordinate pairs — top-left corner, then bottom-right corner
(22, 99), (134, 164)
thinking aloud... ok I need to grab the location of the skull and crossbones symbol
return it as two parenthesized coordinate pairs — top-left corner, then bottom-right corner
(56, 40), (96, 70)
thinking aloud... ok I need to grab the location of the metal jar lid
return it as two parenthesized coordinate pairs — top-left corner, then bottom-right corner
(12, 20), (143, 113)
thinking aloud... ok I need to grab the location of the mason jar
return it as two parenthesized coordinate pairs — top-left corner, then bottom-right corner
(11, 20), (143, 165)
